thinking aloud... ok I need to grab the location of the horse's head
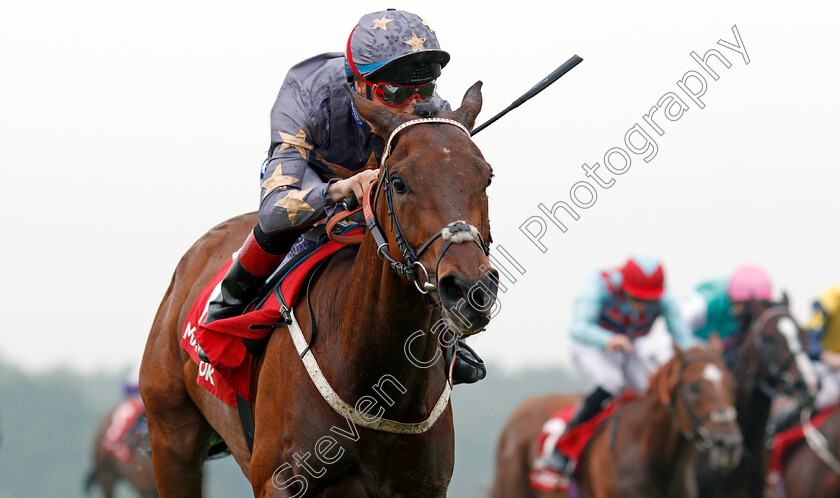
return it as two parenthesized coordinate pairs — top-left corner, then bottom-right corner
(350, 82), (497, 336)
(653, 346), (743, 471)
(739, 297), (819, 402)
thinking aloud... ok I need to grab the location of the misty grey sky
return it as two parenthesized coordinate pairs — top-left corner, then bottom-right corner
(2, 1), (838, 373)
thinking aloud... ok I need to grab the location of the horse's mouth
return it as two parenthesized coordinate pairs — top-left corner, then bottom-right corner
(440, 307), (490, 337)
(704, 430), (743, 471)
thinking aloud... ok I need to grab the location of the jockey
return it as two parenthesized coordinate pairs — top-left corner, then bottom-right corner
(102, 364), (145, 464)
(805, 285), (840, 369)
(545, 252), (694, 475)
(201, 9), (485, 384)
(771, 285), (840, 433)
(681, 264), (773, 363)
(123, 363), (141, 397)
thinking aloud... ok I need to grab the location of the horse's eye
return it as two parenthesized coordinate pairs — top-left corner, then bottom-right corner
(391, 177), (408, 194)
(487, 173), (494, 187)
(688, 381), (702, 396)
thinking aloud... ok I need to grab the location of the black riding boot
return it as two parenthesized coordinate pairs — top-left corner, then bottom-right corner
(205, 258), (267, 324)
(450, 340), (486, 385)
(544, 387), (612, 473)
(204, 226), (299, 325)
(197, 226), (299, 362)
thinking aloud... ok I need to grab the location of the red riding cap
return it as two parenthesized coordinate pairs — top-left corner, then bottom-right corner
(620, 254), (665, 300)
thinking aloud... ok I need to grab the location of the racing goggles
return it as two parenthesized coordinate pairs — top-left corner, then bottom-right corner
(370, 81), (436, 107)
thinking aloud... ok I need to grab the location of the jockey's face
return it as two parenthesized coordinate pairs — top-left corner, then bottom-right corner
(625, 292), (655, 315)
(354, 79), (425, 115)
(731, 301), (747, 318)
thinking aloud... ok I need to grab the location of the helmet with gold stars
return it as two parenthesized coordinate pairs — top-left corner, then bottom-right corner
(345, 9), (450, 85)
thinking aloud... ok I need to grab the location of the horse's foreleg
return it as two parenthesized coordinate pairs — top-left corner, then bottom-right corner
(94, 468), (117, 498)
(146, 401), (212, 497)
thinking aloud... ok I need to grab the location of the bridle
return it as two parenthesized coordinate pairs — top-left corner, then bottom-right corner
(747, 306), (813, 398)
(658, 354), (737, 450)
(363, 117), (490, 297)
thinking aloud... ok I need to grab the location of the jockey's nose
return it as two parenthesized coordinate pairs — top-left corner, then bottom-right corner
(438, 270), (498, 333)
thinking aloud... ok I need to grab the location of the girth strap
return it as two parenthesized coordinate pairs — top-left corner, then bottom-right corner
(286, 306), (451, 434)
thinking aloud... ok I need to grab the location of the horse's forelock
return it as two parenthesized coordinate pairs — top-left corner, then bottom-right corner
(413, 101), (439, 118)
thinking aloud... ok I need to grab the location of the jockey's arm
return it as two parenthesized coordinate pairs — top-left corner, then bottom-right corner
(569, 272), (615, 349)
(661, 291), (696, 349)
(259, 67), (347, 233)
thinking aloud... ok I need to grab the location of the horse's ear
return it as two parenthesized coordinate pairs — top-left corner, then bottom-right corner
(781, 290), (790, 306)
(708, 333), (724, 355)
(344, 83), (403, 137)
(451, 81), (483, 131)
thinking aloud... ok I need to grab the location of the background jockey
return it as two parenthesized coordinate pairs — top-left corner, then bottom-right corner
(805, 285), (840, 369)
(681, 264), (774, 363)
(774, 284), (840, 431)
(545, 252), (694, 475)
(200, 9), (484, 384)
(102, 364), (145, 464)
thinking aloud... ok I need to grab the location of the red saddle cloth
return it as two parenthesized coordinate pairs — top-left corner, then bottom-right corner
(769, 404), (840, 477)
(529, 393), (636, 492)
(102, 397), (145, 465)
(179, 229), (362, 407)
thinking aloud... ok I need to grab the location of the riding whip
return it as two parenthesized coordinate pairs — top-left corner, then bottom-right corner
(470, 55), (583, 136)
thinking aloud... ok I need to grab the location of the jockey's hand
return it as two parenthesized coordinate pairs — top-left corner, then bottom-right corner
(605, 335), (634, 354)
(329, 169), (380, 202)
(821, 350), (840, 370)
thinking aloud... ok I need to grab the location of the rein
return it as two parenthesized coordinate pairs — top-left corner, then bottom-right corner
(658, 354), (737, 450)
(801, 406), (840, 475)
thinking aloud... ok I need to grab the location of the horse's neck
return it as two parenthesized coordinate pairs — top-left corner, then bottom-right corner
(737, 383), (772, 449)
(640, 395), (697, 492)
(733, 343), (773, 446)
(330, 237), (445, 414)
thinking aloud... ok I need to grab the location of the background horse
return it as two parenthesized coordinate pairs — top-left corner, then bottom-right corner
(84, 401), (157, 498)
(697, 298), (818, 497)
(775, 407), (840, 497)
(491, 346), (742, 497)
(140, 83), (497, 496)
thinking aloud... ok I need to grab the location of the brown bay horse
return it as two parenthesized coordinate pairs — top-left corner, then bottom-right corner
(84, 401), (157, 498)
(491, 347), (743, 498)
(696, 299), (818, 498)
(140, 82), (497, 496)
(775, 406), (840, 497)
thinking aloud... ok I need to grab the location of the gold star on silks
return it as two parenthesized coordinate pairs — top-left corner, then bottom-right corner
(274, 188), (315, 224)
(421, 19), (434, 33)
(403, 32), (427, 52)
(371, 15), (393, 30)
(261, 167), (300, 198)
(277, 129), (312, 159)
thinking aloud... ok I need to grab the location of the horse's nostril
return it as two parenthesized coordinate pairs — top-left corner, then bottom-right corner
(438, 275), (465, 305)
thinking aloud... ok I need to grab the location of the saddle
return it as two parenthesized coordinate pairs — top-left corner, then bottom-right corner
(768, 404), (840, 482)
(529, 394), (636, 492)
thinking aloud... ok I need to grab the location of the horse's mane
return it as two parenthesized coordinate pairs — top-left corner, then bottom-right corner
(646, 346), (720, 398)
